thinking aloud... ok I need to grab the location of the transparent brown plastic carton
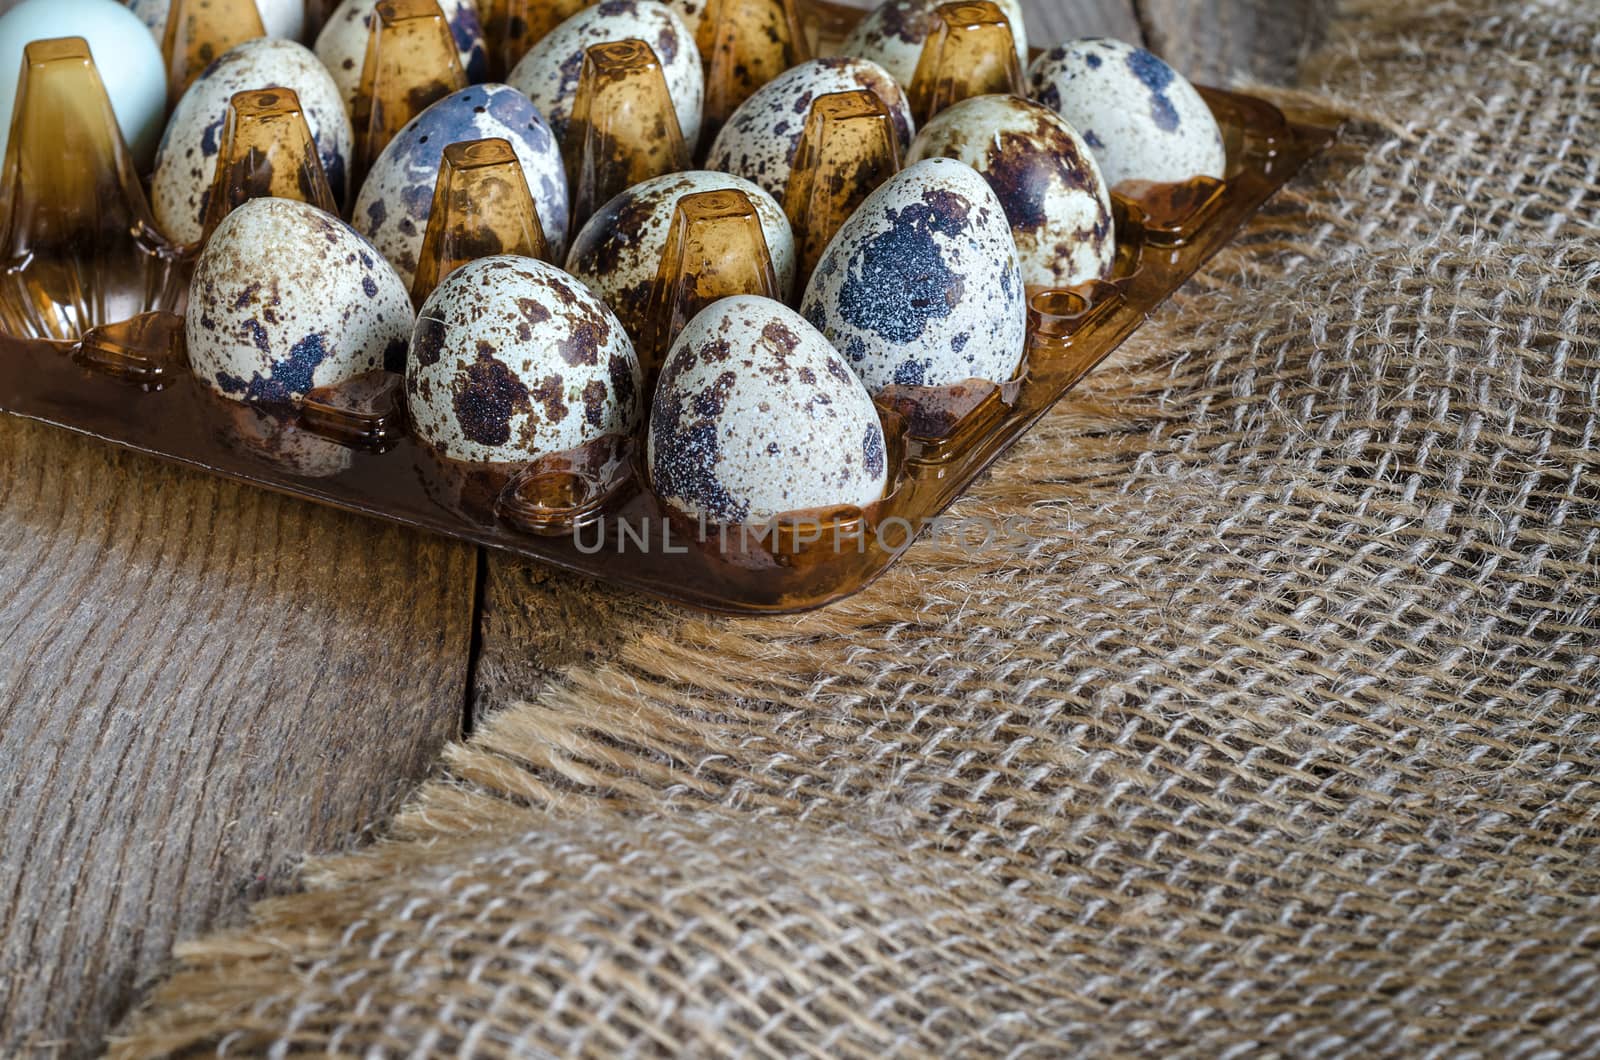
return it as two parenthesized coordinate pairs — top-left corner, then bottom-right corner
(410, 137), (551, 306)
(0, 4), (1340, 614)
(907, 1), (1024, 123)
(352, 0), (468, 180)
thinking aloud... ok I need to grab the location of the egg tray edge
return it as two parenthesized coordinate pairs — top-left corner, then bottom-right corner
(0, 87), (1338, 615)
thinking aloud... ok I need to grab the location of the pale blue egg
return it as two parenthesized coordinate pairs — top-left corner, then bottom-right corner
(0, 0), (166, 169)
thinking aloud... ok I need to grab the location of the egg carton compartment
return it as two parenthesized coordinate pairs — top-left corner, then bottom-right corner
(0, 2), (1339, 614)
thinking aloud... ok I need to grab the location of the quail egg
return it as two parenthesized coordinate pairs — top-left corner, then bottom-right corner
(1028, 38), (1225, 189)
(839, 0), (1027, 90)
(564, 171), (795, 343)
(352, 84), (569, 289)
(313, 0), (489, 116)
(129, 0), (305, 43)
(153, 38), (353, 246)
(407, 256), (643, 464)
(649, 295), (887, 525)
(507, 0), (703, 152)
(906, 94), (1112, 289)
(704, 57), (915, 205)
(187, 197), (414, 406)
(800, 157), (1025, 393)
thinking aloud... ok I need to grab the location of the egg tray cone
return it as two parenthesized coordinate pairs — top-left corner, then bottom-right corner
(0, 5), (1341, 615)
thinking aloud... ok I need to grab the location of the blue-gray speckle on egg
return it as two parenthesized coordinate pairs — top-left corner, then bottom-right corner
(352, 83), (571, 290)
(799, 157), (1026, 394)
(1027, 37), (1225, 188)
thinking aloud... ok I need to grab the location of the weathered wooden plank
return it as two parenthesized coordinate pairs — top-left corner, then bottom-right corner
(1136, 0), (1333, 85)
(1023, 0), (1143, 46)
(0, 418), (477, 1057)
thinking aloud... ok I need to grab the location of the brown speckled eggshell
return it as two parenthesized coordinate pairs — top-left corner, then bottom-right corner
(564, 170), (796, 344)
(186, 198), (414, 407)
(407, 256), (643, 465)
(838, 0), (1028, 89)
(704, 57), (915, 204)
(152, 39), (352, 247)
(648, 295), (887, 525)
(1028, 37), (1226, 189)
(906, 94), (1113, 289)
(505, 0), (703, 152)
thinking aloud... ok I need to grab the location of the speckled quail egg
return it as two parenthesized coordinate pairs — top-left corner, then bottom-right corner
(649, 295), (887, 525)
(839, 0), (1027, 90)
(153, 38), (353, 246)
(704, 57), (915, 205)
(407, 256), (643, 464)
(1028, 38), (1225, 189)
(564, 171), (794, 343)
(800, 157), (1025, 393)
(187, 198), (414, 406)
(129, 0), (305, 44)
(353, 84), (569, 289)
(507, 0), (703, 152)
(906, 94), (1112, 289)
(314, 0), (488, 116)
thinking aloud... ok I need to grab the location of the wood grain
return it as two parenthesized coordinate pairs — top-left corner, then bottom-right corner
(1136, 0), (1334, 85)
(0, 417), (476, 1057)
(1020, 0), (1143, 46)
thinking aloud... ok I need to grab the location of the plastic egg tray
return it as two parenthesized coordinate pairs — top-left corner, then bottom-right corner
(0, 0), (1338, 613)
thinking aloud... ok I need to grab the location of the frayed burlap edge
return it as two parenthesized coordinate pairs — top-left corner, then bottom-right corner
(112, 0), (1600, 1055)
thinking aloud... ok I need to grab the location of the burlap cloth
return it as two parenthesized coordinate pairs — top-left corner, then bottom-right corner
(113, 0), (1599, 1055)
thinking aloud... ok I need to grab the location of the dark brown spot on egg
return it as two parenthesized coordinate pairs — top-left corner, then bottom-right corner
(413, 316), (447, 367)
(452, 344), (532, 446)
(241, 318), (270, 353)
(874, 0), (929, 47)
(581, 378), (609, 427)
(692, 370), (737, 418)
(608, 353), (637, 414)
(557, 320), (603, 367)
(528, 372), (569, 423)
(760, 319), (798, 354)
(694, 338), (732, 367)
(518, 297), (551, 325)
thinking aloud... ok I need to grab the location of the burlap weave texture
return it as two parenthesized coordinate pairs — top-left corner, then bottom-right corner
(116, 0), (1599, 1055)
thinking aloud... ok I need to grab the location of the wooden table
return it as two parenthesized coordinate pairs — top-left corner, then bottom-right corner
(0, 2), (1322, 1054)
